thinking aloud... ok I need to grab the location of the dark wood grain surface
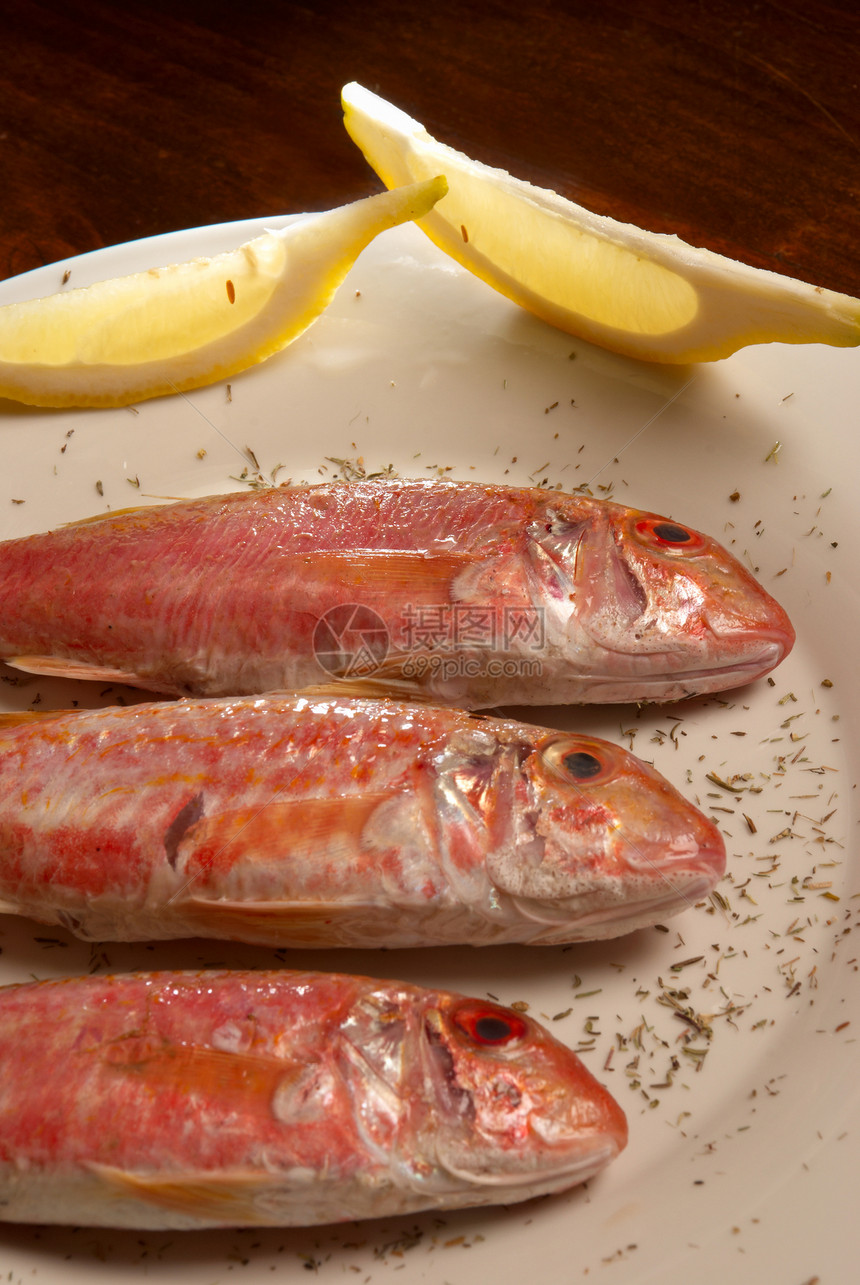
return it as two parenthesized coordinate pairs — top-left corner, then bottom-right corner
(2, 0), (858, 297)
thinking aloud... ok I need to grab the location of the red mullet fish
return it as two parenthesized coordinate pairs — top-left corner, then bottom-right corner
(0, 969), (627, 1228)
(0, 695), (725, 947)
(0, 479), (794, 706)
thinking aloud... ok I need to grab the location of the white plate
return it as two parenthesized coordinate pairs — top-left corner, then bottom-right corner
(0, 219), (857, 1284)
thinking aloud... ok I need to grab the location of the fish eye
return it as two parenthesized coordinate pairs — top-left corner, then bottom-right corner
(451, 1002), (528, 1048)
(633, 516), (707, 553)
(654, 522), (691, 543)
(563, 750), (602, 779)
(538, 735), (618, 787)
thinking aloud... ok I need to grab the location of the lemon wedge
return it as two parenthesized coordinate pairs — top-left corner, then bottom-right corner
(342, 83), (860, 364)
(0, 177), (447, 408)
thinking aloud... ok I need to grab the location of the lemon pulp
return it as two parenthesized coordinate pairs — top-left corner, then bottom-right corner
(0, 175), (447, 408)
(343, 82), (860, 363)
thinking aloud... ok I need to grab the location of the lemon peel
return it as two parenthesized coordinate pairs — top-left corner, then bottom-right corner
(342, 82), (860, 364)
(0, 176), (447, 408)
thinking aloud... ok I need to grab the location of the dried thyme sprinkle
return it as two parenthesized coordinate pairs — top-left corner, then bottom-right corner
(230, 463), (290, 490)
(325, 456), (399, 482)
(681, 1046), (709, 1065)
(706, 771), (746, 793)
(670, 956), (705, 973)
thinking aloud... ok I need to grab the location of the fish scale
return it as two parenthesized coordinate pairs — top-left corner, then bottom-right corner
(0, 969), (627, 1229)
(0, 479), (794, 704)
(0, 693), (725, 947)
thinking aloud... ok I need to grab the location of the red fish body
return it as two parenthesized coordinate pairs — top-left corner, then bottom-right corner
(0, 969), (627, 1228)
(0, 694), (724, 946)
(0, 479), (794, 705)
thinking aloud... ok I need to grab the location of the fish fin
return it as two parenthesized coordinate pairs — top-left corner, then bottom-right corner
(181, 896), (388, 946)
(295, 676), (434, 703)
(86, 1163), (277, 1224)
(305, 550), (477, 595)
(61, 501), (174, 528)
(101, 1037), (300, 1110)
(174, 793), (392, 878)
(3, 655), (151, 685)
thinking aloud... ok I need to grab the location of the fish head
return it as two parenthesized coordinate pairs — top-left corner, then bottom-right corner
(415, 993), (626, 1199)
(486, 731), (726, 940)
(529, 498), (795, 701)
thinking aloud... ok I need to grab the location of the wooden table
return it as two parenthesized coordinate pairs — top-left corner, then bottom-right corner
(2, 0), (858, 297)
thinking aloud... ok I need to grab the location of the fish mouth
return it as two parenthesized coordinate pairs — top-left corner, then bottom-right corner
(650, 642), (784, 696)
(512, 869), (719, 942)
(585, 637), (789, 702)
(669, 618), (795, 691)
(438, 1136), (621, 1189)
